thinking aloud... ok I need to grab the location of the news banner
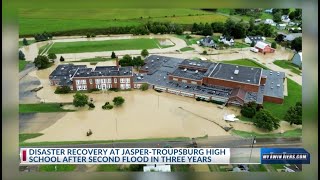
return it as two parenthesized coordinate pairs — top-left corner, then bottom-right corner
(20, 148), (310, 165)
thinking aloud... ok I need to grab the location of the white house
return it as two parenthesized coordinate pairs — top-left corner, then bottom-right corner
(291, 52), (302, 67)
(264, 8), (273, 13)
(244, 36), (266, 44)
(264, 19), (274, 25)
(143, 164), (171, 172)
(281, 15), (291, 23)
(283, 33), (302, 41)
(219, 36), (234, 46)
(277, 24), (287, 30)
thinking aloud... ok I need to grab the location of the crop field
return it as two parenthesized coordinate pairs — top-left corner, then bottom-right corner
(19, 8), (227, 36)
(47, 38), (160, 54)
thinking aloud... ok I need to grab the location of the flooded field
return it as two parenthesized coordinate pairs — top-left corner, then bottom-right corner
(26, 62), (300, 142)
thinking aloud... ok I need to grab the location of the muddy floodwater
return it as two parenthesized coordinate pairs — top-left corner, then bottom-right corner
(26, 62), (301, 142)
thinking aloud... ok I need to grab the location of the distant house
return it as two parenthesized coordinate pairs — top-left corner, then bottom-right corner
(219, 36), (234, 46)
(244, 36), (266, 45)
(143, 164), (171, 172)
(277, 23), (287, 30)
(254, 41), (275, 53)
(291, 52), (302, 67)
(281, 15), (291, 23)
(264, 8), (273, 13)
(264, 19), (274, 25)
(199, 36), (217, 48)
(288, 22), (296, 26)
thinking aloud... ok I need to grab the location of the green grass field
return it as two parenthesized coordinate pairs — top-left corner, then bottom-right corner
(47, 39), (160, 54)
(180, 47), (195, 52)
(273, 60), (302, 75)
(39, 165), (76, 172)
(232, 42), (250, 48)
(19, 103), (75, 113)
(248, 164), (268, 172)
(176, 35), (202, 45)
(19, 60), (29, 71)
(19, 39), (35, 47)
(231, 128), (302, 138)
(220, 59), (269, 69)
(19, 133), (43, 142)
(264, 78), (302, 119)
(96, 165), (121, 172)
(19, 9), (219, 35)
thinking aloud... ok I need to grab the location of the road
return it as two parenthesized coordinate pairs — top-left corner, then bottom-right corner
(20, 136), (302, 148)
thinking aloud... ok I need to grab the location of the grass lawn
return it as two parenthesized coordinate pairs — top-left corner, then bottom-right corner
(231, 128), (302, 138)
(264, 78), (302, 119)
(19, 133), (43, 142)
(273, 60), (302, 75)
(19, 39), (35, 47)
(233, 42), (250, 48)
(248, 164), (268, 172)
(19, 103), (75, 113)
(47, 39), (160, 54)
(180, 47), (195, 52)
(152, 13), (228, 24)
(38, 42), (50, 54)
(19, 137), (190, 147)
(217, 9), (231, 15)
(39, 165), (76, 172)
(220, 59), (269, 69)
(176, 35), (203, 45)
(271, 164), (286, 171)
(96, 165), (121, 172)
(19, 60), (29, 72)
(171, 165), (194, 172)
(18, 9), (214, 35)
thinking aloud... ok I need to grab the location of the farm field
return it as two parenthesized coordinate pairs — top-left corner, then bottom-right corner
(47, 38), (161, 54)
(273, 60), (302, 75)
(18, 8), (228, 36)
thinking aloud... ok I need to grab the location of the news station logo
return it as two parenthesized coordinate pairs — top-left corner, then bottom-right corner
(260, 148), (310, 164)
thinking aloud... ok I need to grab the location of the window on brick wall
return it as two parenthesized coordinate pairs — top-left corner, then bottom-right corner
(107, 78), (112, 83)
(182, 79), (187, 83)
(82, 80), (86, 84)
(95, 79), (100, 84)
(120, 78), (125, 83)
(114, 78), (117, 83)
(89, 79), (93, 84)
(173, 78), (178, 81)
(126, 78), (130, 83)
(101, 79), (106, 84)
(76, 80), (80, 85)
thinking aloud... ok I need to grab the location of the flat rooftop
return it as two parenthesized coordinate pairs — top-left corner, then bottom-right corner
(141, 55), (183, 75)
(209, 63), (262, 85)
(260, 69), (285, 98)
(179, 59), (214, 70)
(171, 67), (206, 80)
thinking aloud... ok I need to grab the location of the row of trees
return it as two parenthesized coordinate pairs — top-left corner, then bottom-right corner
(240, 101), (302, 131)
(275, 34), (302, 52)
(33, 53), (59, 69)
(119, 55), (144, 67)
(191, 18), (275, 39)
(34, 32), (53, 42)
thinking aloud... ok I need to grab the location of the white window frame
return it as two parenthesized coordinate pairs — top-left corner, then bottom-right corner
(120, 78), (125, 83)
(82, 80), (86, 84)
(76, 80), (81, 85)
(107, 78), (112, 83)
(101, 79), (106, 83)
(89, 79), (93, 84)
(107, 84), (112, 89)
(114, 78), (117, 83)
(95, 79), (101, 84)
(182, 79), (187, 83)
(191, 81), (197, 84)
(120, 84), (125, 89)
(173, 78), (178, 81)
(126, 83), (131, 89)
(126, 78), (130, 83)
(82, 85), (87, 90)
(96, 84), (101, 89)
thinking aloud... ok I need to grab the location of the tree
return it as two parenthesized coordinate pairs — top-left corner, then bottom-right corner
(141, 49), (149, 58)
(253, 110), (280, 131)
(119, 54), (133, 66)
(249, 18), (255, 31)
(55, 86), (71, 94)
(48, 53), (57, 60)
(211, 22), (224, 33)
(132, 56), (144, 68)
(113, 96), (125, 106)
(291, 37), (302, 51)
(111, 51), (116, 59)
(60, 56), (65, 62)
(34, 55), (50, 69)
(202, 23), (213, 36)
(191, 23), (199, 33)
(23, 38), (29, 46)
(174, 24), (183, 35)
(271, 42), (277, 49)
(294, 9), (302, 20)
(282, 9), (290, 15)
(289, 11), (295, 20)
(273, 12), (282, 23)
(233, 23), (247, 39)
(240, 102), (257, 118)
(275, 34), (285, 42)
(202, 50), (207, 55)
(140, 83), (149, 91)
(19, 50), (25, 60)
(284, 102), (302, 125)
(224, 18), (236, 37)
(73, 92), (89, 107)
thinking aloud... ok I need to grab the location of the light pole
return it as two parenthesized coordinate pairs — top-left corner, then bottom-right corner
(249, 135), (256, 163)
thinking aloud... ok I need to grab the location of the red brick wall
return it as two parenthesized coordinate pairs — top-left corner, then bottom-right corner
(168, 75), (202, 85)
(73, 76), (133, 90)
(263, 96), (283, 104)
(203, 77), (260, 92)
(257, 45), (275, 53)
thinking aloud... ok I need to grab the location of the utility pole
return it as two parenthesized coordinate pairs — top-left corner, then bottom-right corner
(249, 135), (256, 163)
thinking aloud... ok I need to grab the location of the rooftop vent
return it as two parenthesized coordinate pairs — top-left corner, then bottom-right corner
(271, 87), (273, 89)
(234, 69), (239, 75)
(61, 68), (64, 70)
(87, 72), (90, 75)
(64, 77), (67, 79)
(146, 66), (148, 69)
(189, 62), (192, 65)
(247, 80), (251, 82)
(251, 68), (254, 70)
(157, 58), (159, 60)
(77, 73), (80, 75)
(277, 84), (280, 87)
(236, 66), (239, 68)
(195, 70), (198, 73)
(151, 60), (154, 62)
(271, 82), (274, 84)
(231, 76), (234, 79)
(197, 64), (201, 66)
(184, 68), (187, 71)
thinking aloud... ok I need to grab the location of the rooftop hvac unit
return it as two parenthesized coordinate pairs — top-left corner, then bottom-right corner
(231, 76), (234, 79)
(247, 80), (251, 82)
(271, 82), (274, 84)
(236, 66), (238, 68)
(195, 70), (198, 73)
(151, 60), (154, 62)
(184, 68), (187, 71)
(189, 62), (192, 65)
(197, 64), (201, 66)
(251, 68), (254, 70)
(234, 69), (239, 75)
(277, 84), (280, 87)
(157, 58), (159, 60)
(146, 66), (148, 69)
(271, 87), (273, 89)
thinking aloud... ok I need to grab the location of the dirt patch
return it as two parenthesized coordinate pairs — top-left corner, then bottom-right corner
(157, 38), (174, 46)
